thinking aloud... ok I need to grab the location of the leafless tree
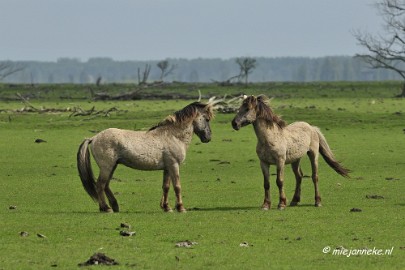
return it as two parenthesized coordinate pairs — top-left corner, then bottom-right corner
(137, 64), (151, 85)
(157, 60), (177, 81)
(0, 61), (25, 80)
(236, 57), (256, 86)
(96, 76), (102, 87)
(354, 0), (405, 97)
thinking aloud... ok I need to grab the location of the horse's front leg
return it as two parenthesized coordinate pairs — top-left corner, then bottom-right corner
(160, 170), (173, 212)
(276, 160), (287, 210)
(260, 160), (271, 210)
(168, 163), (186, 212)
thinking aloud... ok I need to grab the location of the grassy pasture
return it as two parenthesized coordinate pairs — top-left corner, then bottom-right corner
(0, 82), (404, 269)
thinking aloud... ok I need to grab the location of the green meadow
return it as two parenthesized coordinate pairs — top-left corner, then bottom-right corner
(0, 82), (404, 269)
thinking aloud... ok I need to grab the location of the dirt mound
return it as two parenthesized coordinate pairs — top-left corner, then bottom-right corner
(78, 253), (119, 267)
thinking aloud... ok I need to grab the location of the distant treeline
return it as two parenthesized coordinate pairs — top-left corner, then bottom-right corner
(2, 56), (401, 84)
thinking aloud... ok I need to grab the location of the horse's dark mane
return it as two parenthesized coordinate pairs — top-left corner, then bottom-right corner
(246, 95), (286, 129)
(149, 102), (213, 131)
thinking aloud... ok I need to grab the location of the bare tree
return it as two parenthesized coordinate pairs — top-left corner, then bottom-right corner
(137, 64), (151, 85)
(157, 60), (176, 81)
(354, 0), (405, 97)
(96, 76), (102, 87)
(236, 57), (256, 86)
(0, 61), (25, 80)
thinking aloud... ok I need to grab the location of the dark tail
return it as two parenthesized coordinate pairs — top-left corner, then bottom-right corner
(315, 128), (351, 178)
(77, 139), (98, 201)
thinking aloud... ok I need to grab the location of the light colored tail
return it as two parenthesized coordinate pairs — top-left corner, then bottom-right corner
(77, 139), (98, 201)
(315, 128), (350, 178)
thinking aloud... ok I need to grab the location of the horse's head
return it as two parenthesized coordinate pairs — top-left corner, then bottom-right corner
(232, 95), (286, 131)
(232, 95), (258, 130)
(149, 102), (213, 143)
(192, 103), (213, 143)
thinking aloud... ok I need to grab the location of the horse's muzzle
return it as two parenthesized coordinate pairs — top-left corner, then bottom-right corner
(232, 119), (240, 130)
(197, 130), (211, 143)
(200, 137), (211, 143)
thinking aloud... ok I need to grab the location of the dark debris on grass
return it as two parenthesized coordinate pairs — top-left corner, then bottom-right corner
(78, 253), (119, 267)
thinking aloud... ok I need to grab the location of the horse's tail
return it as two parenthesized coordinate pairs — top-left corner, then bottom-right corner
(77, 138), (98, 201)
(315, 128), (351, 178)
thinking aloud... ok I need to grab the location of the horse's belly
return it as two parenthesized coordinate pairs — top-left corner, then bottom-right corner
(119, 151), (165, 170)
(258, 146), (307, 165)
(285, 148), (308, 164)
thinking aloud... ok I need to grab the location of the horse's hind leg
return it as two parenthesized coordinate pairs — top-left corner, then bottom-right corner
(105, 183), (119, 212)
(104, 164), (119, 212)
(290, 160), (303, 206)
(96, 167), (116, 213)
(308, 151), (322, 207)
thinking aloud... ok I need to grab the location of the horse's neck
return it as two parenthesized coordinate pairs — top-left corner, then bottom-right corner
(253, 119), (281, 144)
(160, 123), (194, 146)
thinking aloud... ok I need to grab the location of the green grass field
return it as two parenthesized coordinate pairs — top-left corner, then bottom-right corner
(0, 82), (404, 269)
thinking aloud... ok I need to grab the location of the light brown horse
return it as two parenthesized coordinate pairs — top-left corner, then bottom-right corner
(232, 95), (350, 210)
(77, 102), (213, 213)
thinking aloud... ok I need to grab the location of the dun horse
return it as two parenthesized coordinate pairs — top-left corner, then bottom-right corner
(77, 102), (213, 213)
(232, 95), (350, 210)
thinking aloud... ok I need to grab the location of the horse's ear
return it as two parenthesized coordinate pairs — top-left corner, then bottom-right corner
(205, 103), (215, 120)
(257, 95), (267, 102)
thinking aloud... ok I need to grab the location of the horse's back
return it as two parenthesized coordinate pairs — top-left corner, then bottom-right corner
(91, 128), (166, 170)
(284, 122), (320, 162)
(256, 121), (319, 164)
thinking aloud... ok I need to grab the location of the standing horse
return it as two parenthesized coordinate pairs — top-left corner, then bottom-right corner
(77, 102), (213, 213)
(231, 95), (350, 210)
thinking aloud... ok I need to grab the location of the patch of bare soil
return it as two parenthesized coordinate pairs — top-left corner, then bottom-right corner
(78, 253), (119, 267)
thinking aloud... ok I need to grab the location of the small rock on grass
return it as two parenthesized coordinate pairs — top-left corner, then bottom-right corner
(119, 231), (136, 237)
(120, 222), (131, 229)
(350, 208), (362, 212)
(366, 195), (384, 199)
(78, 253), (119, 267)
(175, 240), (198, 248)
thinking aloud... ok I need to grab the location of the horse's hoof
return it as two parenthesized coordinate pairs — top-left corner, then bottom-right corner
(177, 207), (187, 213)
(290, 201), (299, 206)
(161, 205), (173, 212)
(277, 205), (286, 210)
(100, 208), (113, 213)
(315, 203), (322, 207)
(176, 205), (187, 213)
(161, 202), (173, 212)
(261, 200), (271, 210)
(261, 203), (270, 210)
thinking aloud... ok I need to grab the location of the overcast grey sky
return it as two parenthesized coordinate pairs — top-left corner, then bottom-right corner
(0, 0), (381, 62)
